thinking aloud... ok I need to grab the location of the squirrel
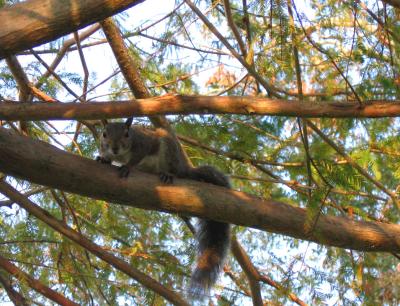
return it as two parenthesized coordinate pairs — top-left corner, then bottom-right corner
(97, 118), (231, 298)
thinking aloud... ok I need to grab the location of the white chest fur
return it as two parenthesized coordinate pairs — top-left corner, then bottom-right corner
(110, 152), (132, 165)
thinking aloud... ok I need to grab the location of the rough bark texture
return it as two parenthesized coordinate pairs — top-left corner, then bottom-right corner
(0, 0), (144, 58)
(101, 18), (150, 99)
(0, 127), (399, 252)
(100, 18), (170, 129)
(1, 96), (400, 121)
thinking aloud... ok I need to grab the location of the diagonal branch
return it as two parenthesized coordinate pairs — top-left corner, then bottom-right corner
(231, 236), (307, 306)
(184, 0), (283, 98)
(231, 237), (263, 305)
(357, 0), (400, 43)
(0, 253), (79, 305)
(100, 17), (168, 129)
(223, 0), (247, 57)
(305, 120), (398, 206)
(0, 181), (189, 306)
(5, 55), (33, 134)
(5, 55), (57, 103)
(36, 24), (101, 89)
(31, 50), (82, 101)
(0, 127), (399, 252)
(0, 273), (29, 306)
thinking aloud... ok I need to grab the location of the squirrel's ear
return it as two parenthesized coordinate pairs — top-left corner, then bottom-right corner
(101, 119), (108, 127)
(125, 117), (133, 127)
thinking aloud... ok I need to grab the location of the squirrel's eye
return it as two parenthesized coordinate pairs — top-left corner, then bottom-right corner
(102, 132), (107, 138)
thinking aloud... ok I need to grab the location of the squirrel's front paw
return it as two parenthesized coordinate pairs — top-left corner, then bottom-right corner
(96, 156), (111, 164)
(119, 165), (130, 178)
(159, 172), (174, 184)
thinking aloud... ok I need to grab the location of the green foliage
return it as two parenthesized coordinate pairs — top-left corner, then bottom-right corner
(1, 0), (399, 305)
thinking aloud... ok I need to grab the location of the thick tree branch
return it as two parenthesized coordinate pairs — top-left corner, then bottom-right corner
(1, 96), (400, 121)
(381, 0), (400, 10)
(100, 17), (169, 129)
(0, 128), (399, 252)
(0, 0), (145, 58)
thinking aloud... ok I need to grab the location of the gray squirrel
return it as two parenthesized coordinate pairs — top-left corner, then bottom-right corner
(97, 118), (231, 297)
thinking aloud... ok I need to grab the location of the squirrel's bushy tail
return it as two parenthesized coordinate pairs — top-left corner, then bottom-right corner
(190, 219), (230, 297)
(187, 166), (231, 298)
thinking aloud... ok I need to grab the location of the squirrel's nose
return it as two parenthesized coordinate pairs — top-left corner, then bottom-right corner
(112, 147), (119, 154)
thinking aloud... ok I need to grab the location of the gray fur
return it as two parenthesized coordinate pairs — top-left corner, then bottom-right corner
(99, 122), (231, 300)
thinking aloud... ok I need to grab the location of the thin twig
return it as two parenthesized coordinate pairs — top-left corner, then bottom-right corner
(73, 32), (90, 101)
(292, 2), (363, 105)
(184, 0), (283, 98)
(31, 50), (83, 101)
(306, 120), (398, 207)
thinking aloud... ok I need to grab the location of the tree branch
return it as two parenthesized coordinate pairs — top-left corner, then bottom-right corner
(0, 253), (79, 305)
(231, 236), (307, 306)
(184, 0), (283, 98)
(100, 17), (169, 129)
(381, 0), (400, 10)
(230, 237), (263, 305)
(0, 273), (29, 306)
(0, 128), (399, 252)
(35, 24), (101, 89)
(1, 96), (400, 121)
(306, 119), (398, 206)
(0, 0), (145, 58)
(223, 0), (247, 57)
(0, 181), (189, 306)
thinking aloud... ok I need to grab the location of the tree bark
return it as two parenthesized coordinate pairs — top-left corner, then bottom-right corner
(100, 17), (169, 129)
(381, 0), (400, 10)
(0, 127), (399, 252)
(1, 96), (400, 120)
(0, 0), (145, 58)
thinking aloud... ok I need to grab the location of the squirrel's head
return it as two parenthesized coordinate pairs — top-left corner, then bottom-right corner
(100, 122), (132, 158)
